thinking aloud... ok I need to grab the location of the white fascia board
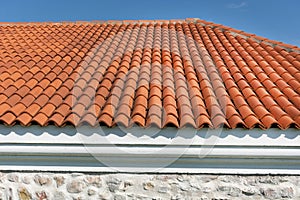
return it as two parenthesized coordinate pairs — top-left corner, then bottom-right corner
(0, 125), (299, 174)
(0, 125), (299, 146)
(1, 145), (300, 158)
(2, 166), (300, 175)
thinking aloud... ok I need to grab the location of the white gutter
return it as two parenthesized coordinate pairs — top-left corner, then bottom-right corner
(0, 125), (299, 174)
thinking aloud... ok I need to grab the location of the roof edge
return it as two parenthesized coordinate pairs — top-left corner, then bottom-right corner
(0, 18), (298, 52)
(1, 124), (300, 174)
(1, 125), (300, 146)
(196, 19), (300, 53)
(0, 18), (194, 26)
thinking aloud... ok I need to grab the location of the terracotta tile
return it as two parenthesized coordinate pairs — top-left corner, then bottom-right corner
(0, 103), (11, 116)
(295, 116), (300, 128)
(130, 114), (145, 127)
(10, 103), (26, 116)
(79, 113), (98, 126)
(6, 94), (22, 107)
(276, 96), (293, 109)
(176, 86), (189, 98)
(0, 21), (297, 129)
(146, 114), (161, 128)
(37, 79), (51, 90)
(98, 114), (113, 127)
(162, 114), (179, 128)
(94, 94), (106, 108)
(227, 115), (244, 128)
(180, 115), (196, 128)
(17, 112), (33, 126)
(3, 86), (18, 97)
(243, 115), (261, 129)
(269, 88), (283, 99)
(22, 72), (34, 82)
(277, 115), (294, 129)
(260, 115), (277, 129)
(1, 79), (14, 89)
(122, 87), (136, 100)
(133, 93), (147, 107)
(117, 103), (132, 117)
(48, 113), (65, 126)
(284, 95), (300, 110)
(98, 84), (110, 97)
(64, 113), (81, 126)
(246, 96), (262, 109)
(25, 103), (41, 117)
(101, 104), (116, 118)
(135, 86), (149, 98)
(148, 93), (162, 107)
(269, 105), (287, 118)
(255, 88), (270, 98)
(40, 104), (56, 117)
(254, 105), (271, 119)
(54, 103), (70, 117)
(287, 79), (300, 94)
(178, 104), (194, 117)
(212, 115), (228, 128)
(195, 114), (212, 128)
(0, 112), (16, 125)
(284, 106), (300, 119)
(34, 94), (49, 107)
(147, 102), (162, 116)
(238, 104), (255, 118)
(72, 103), (87, 117)
(41, 86), (56, 98)
(114, 114), (129, 127)
(164, 105), (178, 116)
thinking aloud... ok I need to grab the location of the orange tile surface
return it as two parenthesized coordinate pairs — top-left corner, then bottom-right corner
(0, 19), (299, 129)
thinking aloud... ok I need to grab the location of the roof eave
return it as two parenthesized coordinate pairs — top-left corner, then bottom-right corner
(1, 125), (300, 174)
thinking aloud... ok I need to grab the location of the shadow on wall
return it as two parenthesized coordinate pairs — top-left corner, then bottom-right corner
(0, 124), (298, 139)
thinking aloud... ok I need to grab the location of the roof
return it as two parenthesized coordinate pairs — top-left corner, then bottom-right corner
(0, 18), (299, 129)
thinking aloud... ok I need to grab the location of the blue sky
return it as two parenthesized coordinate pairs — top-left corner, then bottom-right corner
(0, 0), (299, 47)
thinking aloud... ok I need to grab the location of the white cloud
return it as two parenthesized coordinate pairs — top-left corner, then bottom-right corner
(227, 2), (247, 9)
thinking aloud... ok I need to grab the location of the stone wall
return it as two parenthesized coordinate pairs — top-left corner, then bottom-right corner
(0, 172), (299, 200)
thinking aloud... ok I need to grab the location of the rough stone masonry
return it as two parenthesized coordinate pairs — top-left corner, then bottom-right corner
(0, 172), (299, 200)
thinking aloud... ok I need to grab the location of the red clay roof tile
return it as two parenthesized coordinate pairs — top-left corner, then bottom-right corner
(0, 19), (299, 129)
(17, 112), (33, 126)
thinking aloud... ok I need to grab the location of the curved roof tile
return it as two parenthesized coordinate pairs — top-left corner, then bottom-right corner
(0, 18), (299, 129)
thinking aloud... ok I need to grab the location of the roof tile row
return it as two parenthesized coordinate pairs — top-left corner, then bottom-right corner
(0, 19), (299, 129)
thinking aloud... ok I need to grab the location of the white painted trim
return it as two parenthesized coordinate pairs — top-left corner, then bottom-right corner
(1, 144), (300, 157)
(0, 125), (299, 146)
(0, 125), (299, 174)
(1, 166), (300, 175)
